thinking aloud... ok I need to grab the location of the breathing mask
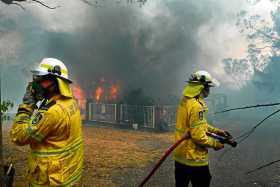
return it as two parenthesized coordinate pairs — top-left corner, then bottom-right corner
(31, 75), (57, 100)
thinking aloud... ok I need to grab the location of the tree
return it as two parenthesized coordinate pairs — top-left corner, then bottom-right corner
(225, 0), (280, 174)
(0, 99), (13, 186)
(223, 0), (280, 80)
(1, 100), (13, 120)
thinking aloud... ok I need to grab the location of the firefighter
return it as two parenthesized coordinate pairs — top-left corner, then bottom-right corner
(10, 58), (84, 186)
(173, 70), (231, 187)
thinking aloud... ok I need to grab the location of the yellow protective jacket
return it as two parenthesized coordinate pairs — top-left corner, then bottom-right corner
(173, 96), (223, 167)
(10, 95), (84, 186)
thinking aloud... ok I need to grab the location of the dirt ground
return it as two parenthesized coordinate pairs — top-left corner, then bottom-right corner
(4, 118), (280, 187)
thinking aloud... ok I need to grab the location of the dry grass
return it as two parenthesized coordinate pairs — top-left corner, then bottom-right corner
(82, 126), (172, 186)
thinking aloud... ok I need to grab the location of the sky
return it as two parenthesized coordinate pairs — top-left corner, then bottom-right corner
(0, 0), (277, 106)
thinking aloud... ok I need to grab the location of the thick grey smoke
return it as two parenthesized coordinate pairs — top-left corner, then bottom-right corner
(0, 0), (246, 104)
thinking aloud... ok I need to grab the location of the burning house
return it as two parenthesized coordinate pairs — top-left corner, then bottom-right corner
(93, 79), (120, 103)
(72, 78), (227, 131)
(83, 82), (177, 131)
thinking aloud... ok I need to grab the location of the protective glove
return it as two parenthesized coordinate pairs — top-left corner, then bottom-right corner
(216, 130), (233, 139)
(22, 82), (37, 105)
(213, 141), (224, 151)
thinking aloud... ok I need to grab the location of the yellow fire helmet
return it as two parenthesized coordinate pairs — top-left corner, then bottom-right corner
(31, 58), (73, 98)
(183, 70), (220, 98)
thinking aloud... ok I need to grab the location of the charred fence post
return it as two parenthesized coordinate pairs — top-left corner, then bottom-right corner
(85, 99), (91, 121)
(154, 105), (169, 132)
(115, 103), (121, 124)
(154, 105), (160, 130)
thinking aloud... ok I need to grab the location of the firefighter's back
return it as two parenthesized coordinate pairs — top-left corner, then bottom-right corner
(28, 97), (84, 186)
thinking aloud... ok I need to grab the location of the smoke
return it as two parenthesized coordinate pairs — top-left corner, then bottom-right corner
(41, 0), (248, 100)
(0, 0), (250, 103)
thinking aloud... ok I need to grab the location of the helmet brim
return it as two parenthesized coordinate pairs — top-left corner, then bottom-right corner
(187, 79), (220, 87)
(31, 70), (73, 84)
(31, 70), (48, 76)
(208, 78), (220, 87)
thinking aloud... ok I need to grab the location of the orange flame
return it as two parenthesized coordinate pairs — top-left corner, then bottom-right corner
(109, 84), (119, 101)
(72, 84), (86, 110)
(95, 86), (104, 102)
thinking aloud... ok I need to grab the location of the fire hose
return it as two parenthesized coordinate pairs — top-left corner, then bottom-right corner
(206, 132), (237, 147)
(138, 132), (237, 187)
(138, 101), (280, 185)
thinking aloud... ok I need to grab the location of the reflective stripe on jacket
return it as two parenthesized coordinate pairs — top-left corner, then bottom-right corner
(10, 95), (84, 186)
(173, 96), (222, 167)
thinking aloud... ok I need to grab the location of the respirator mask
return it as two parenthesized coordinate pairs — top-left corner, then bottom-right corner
(31, 75), (57, 101)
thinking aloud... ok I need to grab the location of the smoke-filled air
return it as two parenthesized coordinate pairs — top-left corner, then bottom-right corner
(2, 0), (280, 186)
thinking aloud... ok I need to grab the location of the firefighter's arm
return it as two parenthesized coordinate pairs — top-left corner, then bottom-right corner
(208, 123), (232, 138)
(189, 106), (223, 149)
(208, 124), (223, 134)
(10, 104), (57, 146)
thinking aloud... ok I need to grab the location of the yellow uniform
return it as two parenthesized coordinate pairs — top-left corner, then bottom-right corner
(173, 96), (223, 166)
(10, 95), (84, 186)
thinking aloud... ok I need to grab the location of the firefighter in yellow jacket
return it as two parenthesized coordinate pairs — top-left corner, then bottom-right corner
(173, 70), (232, 187)
(10, 58), (84, 186)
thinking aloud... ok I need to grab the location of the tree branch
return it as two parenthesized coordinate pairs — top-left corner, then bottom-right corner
(11, 2), (25, 9)
(1, 0), (60, 9)
(30, 0), (60, 9)
(254, 45), (273, 50)
(256, 29), (280, 42)
(80, 0), (101, 7)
